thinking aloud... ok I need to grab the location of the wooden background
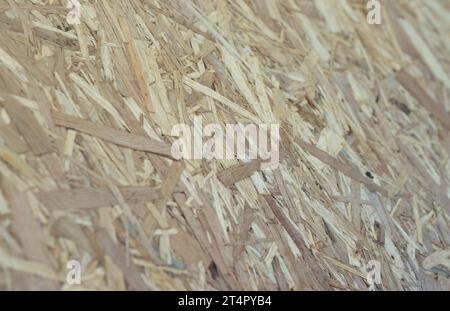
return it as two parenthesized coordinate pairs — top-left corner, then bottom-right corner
(0, 0), (449, 290)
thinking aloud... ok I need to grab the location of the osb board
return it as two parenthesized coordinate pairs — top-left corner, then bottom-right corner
(0, 0), (449, 291)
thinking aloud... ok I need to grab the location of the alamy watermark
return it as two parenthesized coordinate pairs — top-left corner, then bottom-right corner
(66, 259), (81, 285)
(366, 260), (382, 290)
(66, 0), (81, 26)
(170, 116), (280, 170)
(367, 0), (381, 25)
(67, 1), (380, 26)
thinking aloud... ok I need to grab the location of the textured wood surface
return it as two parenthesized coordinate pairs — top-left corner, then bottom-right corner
(0, 0), (449, 290)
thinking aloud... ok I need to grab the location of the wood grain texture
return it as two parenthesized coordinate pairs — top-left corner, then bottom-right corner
(0, 0), (448, 291)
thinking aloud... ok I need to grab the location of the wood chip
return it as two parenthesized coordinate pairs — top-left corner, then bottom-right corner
(0, 0), (448, 291)
(53, 112), (174, 159)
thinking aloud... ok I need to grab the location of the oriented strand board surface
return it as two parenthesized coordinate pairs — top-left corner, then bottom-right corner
(0, 0), (449, 290)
